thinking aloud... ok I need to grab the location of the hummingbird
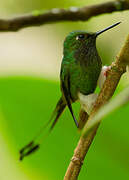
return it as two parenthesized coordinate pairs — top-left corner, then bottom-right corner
(19, 22), (121, 160)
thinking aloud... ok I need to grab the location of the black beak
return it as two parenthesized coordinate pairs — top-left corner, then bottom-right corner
(95, 22), (121, 37)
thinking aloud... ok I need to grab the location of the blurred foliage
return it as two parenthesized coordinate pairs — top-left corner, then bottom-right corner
(1, 0), (105, 14)
(0, 77), (129, 180)
(0, 0), (129, 180)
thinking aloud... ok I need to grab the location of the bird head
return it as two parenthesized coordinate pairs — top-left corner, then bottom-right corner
(63, 22), (121, 55)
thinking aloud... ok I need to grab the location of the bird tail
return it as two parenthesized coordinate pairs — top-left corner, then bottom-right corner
(19, 97), (66, 161)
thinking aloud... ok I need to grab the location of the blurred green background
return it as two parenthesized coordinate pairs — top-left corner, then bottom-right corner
(0, 0), (129, 180)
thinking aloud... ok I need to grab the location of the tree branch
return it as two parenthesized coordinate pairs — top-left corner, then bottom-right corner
(0, 0), (129, 32)
(83, 85), (129, 137)
(64, 31), (129, 180)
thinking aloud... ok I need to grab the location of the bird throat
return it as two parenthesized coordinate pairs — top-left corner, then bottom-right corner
(74, 42), (99, 67)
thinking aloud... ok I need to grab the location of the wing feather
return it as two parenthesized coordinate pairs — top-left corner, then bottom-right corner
(60, 65), (78, 127)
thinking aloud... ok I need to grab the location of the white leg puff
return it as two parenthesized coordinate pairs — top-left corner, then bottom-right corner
(97, 65), (111, 89)
(97, 66), (107, 89)
(78, 92), (98, 115)
(126, 65), (129, 72)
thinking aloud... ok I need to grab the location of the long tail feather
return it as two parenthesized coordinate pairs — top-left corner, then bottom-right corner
(19, 97), (66, 161)
(49, 98), (66, 131)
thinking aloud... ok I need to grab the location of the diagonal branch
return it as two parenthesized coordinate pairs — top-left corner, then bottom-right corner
(64, 32), (129, 180)
(0, 0), (129, 32)
(83, 85), (129, 137)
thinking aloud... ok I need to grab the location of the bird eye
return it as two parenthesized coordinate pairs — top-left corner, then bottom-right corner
(76, 34), (85, 40)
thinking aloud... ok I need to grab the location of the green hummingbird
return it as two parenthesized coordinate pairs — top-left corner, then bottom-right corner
(19, 22), (120, 160)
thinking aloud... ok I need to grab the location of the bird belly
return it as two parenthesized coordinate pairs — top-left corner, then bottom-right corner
(69, 68), (100, 101)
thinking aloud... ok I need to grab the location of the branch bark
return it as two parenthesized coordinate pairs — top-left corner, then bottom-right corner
(0, 0), (129, 32)
(64, 32), (129, 179)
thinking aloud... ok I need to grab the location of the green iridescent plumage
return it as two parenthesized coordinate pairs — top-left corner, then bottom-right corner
(19, 22), (121, 160)
(62, 31), (102, 101)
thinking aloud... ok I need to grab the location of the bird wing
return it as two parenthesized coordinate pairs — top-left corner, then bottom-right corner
(60, 65), (78, 128)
